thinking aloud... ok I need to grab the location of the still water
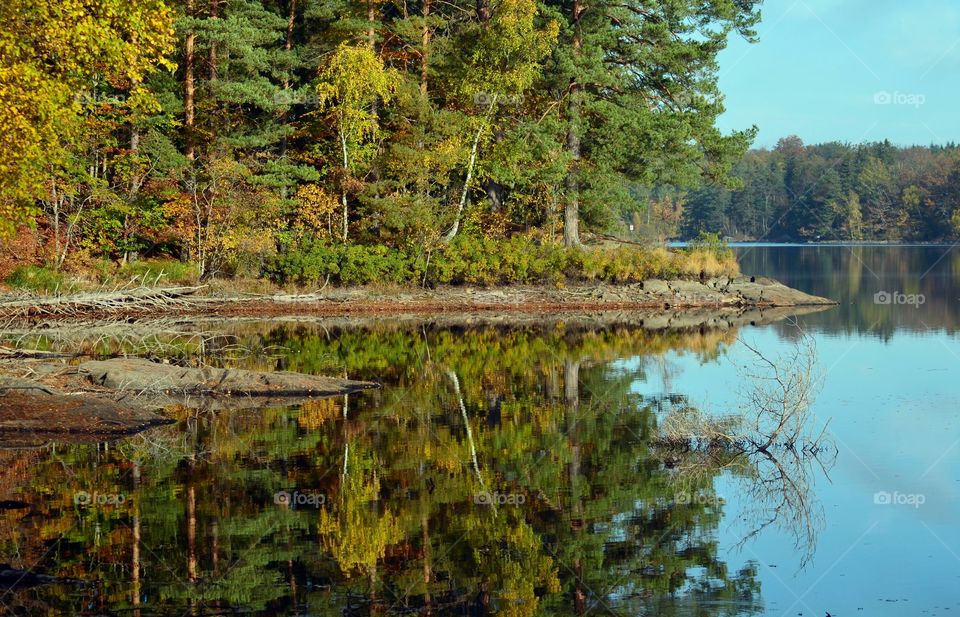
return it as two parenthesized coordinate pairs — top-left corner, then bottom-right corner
(1, 245), (959, 616)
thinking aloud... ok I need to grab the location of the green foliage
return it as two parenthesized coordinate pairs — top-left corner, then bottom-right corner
(2, 0), (771, 272)
(268, 239), (419, 286)
(4, 265), (65, 293)
(269, 235), (737, 287)
(680, 138), (960, 241)
(430, 235), (568, 285)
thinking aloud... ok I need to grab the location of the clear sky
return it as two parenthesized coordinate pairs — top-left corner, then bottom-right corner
(715, 0), (960, 149)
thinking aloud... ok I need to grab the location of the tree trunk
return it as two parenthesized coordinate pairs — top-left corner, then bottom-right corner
(209, 0), (218, 81)
(443, 123), (483, 243)
(340, 131), (349, 243)
(132, 462), (141, 617)
(284, 0), (296, 81)
(279, 0), (297, 200)
(367, 0), (376, 47)
(444, 95), (498, 243)
(51, 180), (61, 269)
(564, 0), (584, 247)
(187, 484), (197, 582)
(485, 179), (505, 212)
(184, 0), (196, 160)
(420, 0), (430, 97)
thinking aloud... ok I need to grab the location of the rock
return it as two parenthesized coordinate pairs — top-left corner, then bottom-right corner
(704, 276), (734, 290)
(640, 280), (672, 295)
(78, 358), (379, 397)
(0, 377), (170, 447)
(725, 276), (834, 307)
(666, 280), (725, 303)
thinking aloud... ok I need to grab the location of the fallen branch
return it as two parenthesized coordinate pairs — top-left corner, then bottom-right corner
(0, 286), (206, 318)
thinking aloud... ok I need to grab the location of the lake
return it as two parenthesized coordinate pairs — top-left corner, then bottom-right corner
(1, 244), (958, 616)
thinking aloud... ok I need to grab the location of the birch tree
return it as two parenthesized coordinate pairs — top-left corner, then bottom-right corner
(316, 44), (397, 243)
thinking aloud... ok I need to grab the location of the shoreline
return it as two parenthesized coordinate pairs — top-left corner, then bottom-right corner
(0, 275), (837, 322)
(0, 276), (833, 446)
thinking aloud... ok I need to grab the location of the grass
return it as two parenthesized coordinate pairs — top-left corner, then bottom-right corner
(5, 265), (66, 294)
(114, 259), (199, 286)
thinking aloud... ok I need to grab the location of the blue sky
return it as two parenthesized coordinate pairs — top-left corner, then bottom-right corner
(715, 0), (960, 148)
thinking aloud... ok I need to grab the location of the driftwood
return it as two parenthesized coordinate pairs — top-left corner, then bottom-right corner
(0, 347), (81, 359)
(0, 286), (205, 318)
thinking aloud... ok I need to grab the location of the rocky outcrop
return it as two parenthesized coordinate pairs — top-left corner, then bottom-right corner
(78, 358), (379, 397)
(634, 276), (835, 307)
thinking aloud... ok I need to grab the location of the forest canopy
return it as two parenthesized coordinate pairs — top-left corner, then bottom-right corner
(0, 0), (763, 284)
(660, 138), (960, 242)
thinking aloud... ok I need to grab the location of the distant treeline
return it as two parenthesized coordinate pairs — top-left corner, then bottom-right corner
(637, 137), (960, 242)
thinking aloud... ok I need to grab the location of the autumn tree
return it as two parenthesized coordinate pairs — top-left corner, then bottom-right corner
(0, 0), (174, 236)
(315, 44), (398, 243)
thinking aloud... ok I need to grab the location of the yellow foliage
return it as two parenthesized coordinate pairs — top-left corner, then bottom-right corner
(0, 0), (174, 235)
(297, 398), (341, 429)
(319, 461), (403, 577)
(163, 157), (279, 275)
(293, 184), (340, 238)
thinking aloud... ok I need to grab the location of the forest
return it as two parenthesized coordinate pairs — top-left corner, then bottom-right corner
(0, 0), (758, 288)
(669, 138), (960, 242)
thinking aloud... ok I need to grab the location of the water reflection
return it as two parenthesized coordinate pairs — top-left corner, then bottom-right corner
(0, 320), (830, 615)
(734, 244), (960, 336)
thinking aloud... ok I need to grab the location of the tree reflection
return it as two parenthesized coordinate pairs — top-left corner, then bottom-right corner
(0, 321), (831, 615)
(659, 326), (834, 568)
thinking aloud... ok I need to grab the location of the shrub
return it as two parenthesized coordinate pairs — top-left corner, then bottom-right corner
(268, 240), (341, 286)
(339, 244), (418, 285)
(269, 235), (739, 287)
(268, 240), (420, 286)
(683, 232), (738, 278)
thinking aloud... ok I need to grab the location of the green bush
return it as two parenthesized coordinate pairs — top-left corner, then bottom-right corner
(5, 266), (65, 294)
(268, 240), (421, 286)
(268, 235), (738, 287)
